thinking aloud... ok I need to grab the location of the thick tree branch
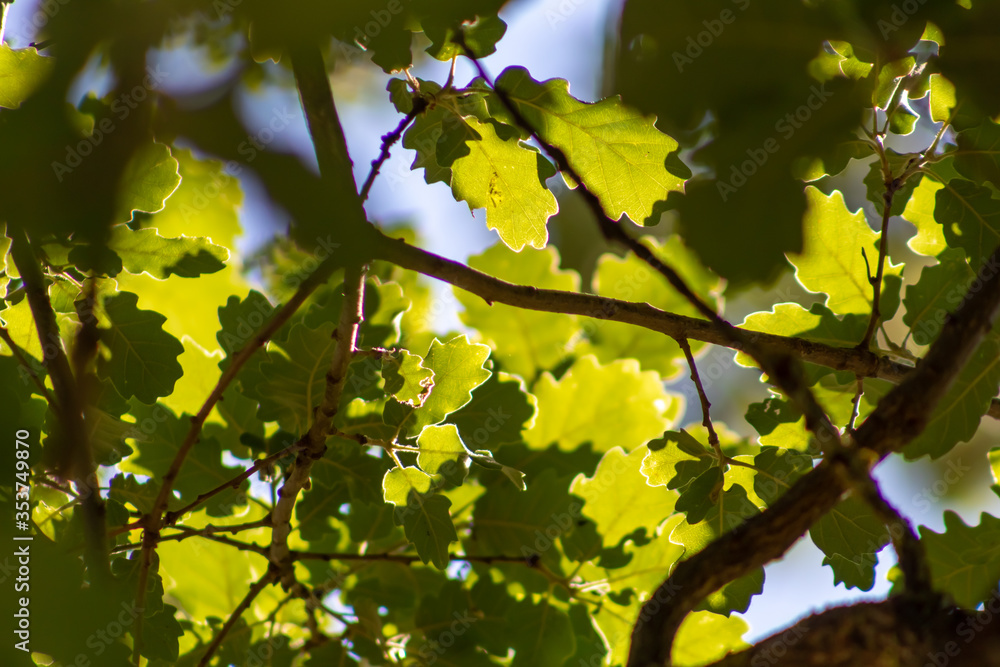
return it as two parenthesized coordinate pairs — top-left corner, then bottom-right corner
(626, 242), (1000, 667)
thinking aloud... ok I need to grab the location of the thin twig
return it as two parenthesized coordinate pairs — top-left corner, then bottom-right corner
(290, 551), (533, 565)
(164, 443), (301, 525)
(358, 105), (424, 203)
(0, 327), (55, 403)
(859, 170), (895, 350)
(676, 338), (721, 460)
(196, 569), (278, 667)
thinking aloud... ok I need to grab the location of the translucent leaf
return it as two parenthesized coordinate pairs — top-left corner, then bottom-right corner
(116, 142), (182, 222)
(672, 611), (749, 667)
(921, 511), (1000, 609)
(670, 481), (760, 553)
(417, 424), (472, 483)
(903, 176), (947, 257)
(572, 446), (677, 546)
(492, 65), (688, 223)
(525, 355), (679, 453)
(449, 371), (537, 449)
(789, 187), (902, 316)
(382, 348), (434, 406)
(0, 44), (54, 109)
(108, 224), (228, 279)
(583, 237), (720, 378)
(455, 243), (579, 380)
(509, 600), (575, 667)
(450, 117), (558, 251)
(394, 335), (492, 434)
(98, 291), (184, 404)
(382, 466), (433, 506)
(929, 73), (956, 123)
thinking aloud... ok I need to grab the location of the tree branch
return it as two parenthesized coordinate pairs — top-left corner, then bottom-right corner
(8, 226), (109, 583)
(269, 264), (366, 590)
(626, 242), (1000, 667)
(196, 569), (277, 667)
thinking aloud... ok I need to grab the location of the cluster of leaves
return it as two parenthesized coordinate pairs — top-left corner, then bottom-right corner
(2, 0), (1000, 666)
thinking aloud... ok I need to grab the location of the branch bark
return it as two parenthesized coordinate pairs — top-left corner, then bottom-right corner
(626, 242), (1000, 667)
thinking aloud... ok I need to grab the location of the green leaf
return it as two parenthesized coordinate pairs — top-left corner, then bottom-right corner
(382, 466), (433, 506)
(0, 44), (54, 109)
(954, 120), (1000, 189)
(401, 335), (492, 433)
(921, 511), (1000, 609)
(108, 224), (228, 279)
(491, 65), (688, 223)
(241, 320), (338, 433)
(216, 290), (278, 368)
(121, 402), (249, 516)
(789, 187), (902, 316)
(810, 494), (890, 590)
(935, 179), (1000, 270)
(467, 469), (576, 568)
(396, 493), (458, 570)
(142, 605), (184, 662)
(641, 430), (714, 491)
(455, 243), (579, 380)
(509, 600), (576, 667)
(863, 151), (919, 217)
(381, 348), (434, 406)
(571, 446), (677, 546)
(108, 473), (159, 515)
(98, 291), (185, 404)
(425, 14), (507, 61)
(670, 481), (760, 553)
(583, 237), (720, 377)
(903, 249), (976, 346)
(417, 424), (472, 484)
(116, 142), (182, 222)
(904, 176), (948, 257)
(672, 611), (749, 667)
(450, 117), (559, 250)
(904, 334), (1000, 460)
(738, 302), (867, 383)
(525, 355), (679, 453)
(929, 73), (957, 123)
(449, 371), (537, 449)
(751, 446), (813, 506)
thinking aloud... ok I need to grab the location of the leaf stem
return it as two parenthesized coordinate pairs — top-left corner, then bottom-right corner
(676, 337), (721, 460)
